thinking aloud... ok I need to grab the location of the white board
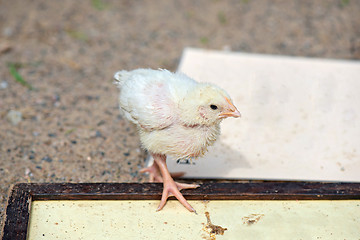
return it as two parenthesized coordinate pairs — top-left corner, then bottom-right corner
(149, 48), (360, 181)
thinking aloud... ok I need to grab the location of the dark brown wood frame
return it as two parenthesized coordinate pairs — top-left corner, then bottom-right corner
(2, 182), (360, 240)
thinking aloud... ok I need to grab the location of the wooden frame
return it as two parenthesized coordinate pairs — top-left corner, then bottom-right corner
(2, 182), (360, 240)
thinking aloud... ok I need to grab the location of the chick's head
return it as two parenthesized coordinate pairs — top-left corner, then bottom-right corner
(180, 83), (241, 126)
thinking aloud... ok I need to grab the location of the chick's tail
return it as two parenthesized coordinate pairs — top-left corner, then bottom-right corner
(113, 70), (130, 87)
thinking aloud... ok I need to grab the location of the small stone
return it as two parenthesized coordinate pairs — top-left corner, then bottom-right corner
(0, 43), (12, 54)
(25, 168), (32, 177)
(0, 81), (8, 89)
(90, 130), (103, 138)
(42, 156), (53, 163)
(6, 110), (22, 125)
(2, 27), (13, 37)
(53, 94), (60, 102)
(130, 171), (138, 178)
(95, 130), (102, 138)
(85, 95), (99, 101)
(32, 131), (40, 137)
(48, 133), (57, 137)
(97, 120), (105, 126)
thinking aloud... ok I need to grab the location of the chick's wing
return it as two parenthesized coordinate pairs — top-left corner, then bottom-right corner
(119, 78), (177, 131)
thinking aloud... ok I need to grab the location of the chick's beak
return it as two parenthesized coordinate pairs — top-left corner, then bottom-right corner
(219, 97), (241, 118)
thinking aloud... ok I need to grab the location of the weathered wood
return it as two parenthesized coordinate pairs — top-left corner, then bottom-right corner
(2, 184), (32, 240)
(21, 182), (360, 200)
(2, 182), (360, 240)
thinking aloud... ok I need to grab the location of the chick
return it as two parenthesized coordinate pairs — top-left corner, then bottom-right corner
(114, 69), (240, 212)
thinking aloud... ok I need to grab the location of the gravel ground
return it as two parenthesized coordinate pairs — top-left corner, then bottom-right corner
(1, 0), (359, 233)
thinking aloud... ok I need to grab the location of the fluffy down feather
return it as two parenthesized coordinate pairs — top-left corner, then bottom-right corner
(114, 68), (240, 159)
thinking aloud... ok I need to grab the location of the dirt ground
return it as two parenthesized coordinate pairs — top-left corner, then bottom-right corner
(0, 0), (359, 233)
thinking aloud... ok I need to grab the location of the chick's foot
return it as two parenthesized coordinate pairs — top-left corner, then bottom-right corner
(140, 160), (186, 183)
(153, 153), (199, 213)
(140, 162), (163, 182)
(157, 177), (199, 212)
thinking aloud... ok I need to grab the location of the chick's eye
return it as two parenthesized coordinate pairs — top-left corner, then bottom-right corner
(210, 104), (218, 110)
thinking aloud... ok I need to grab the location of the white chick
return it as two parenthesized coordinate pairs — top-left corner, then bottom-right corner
(114, 69), (240, 212)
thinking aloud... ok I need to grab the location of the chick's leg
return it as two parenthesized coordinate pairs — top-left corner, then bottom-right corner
(153, 154), (199, 212)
